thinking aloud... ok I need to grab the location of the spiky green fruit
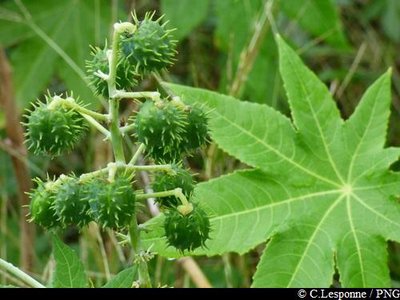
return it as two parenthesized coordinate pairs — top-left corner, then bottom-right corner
(86, 45), (137, 97)
(29, 178), (59, 229)
(164, 205), (210, 252)
(152, 166), (194, 208)
(54, 176), (92, 228)
(135, 100), (187, 162)
(85, 176), (136, 229)
(182, 105), (208, 151)
(121, 12), (177, 74)
(24, 97), (87, 157)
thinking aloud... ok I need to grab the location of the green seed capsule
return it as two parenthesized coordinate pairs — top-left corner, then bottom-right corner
(164, 205), (210, 252)
(85, 176), (136, 229)
(182, 105), (209, 152)
(28, 178), (59, 229)
(152, 166), (194, 208)
(121, 12), (177, 75)
(134, 100), (187, 162)
(24, 96), (87, 157)
(54, 176), (92, 228)
(86, 45), (137, 97)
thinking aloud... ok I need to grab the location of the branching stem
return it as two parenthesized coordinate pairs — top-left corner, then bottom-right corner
(106, 22), (152, 287)
(79, 162), (174, 182)
(136, 188), (192, 214)
(120, 123), (136, 135)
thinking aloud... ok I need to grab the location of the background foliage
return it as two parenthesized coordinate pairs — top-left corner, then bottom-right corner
(1, 0), (400, 287)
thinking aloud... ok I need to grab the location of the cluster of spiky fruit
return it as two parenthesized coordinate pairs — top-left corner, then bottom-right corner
(151, 166), (210, 252)
(135, 98), (208, 162)
(25, 11), (211, 253)
(29, 174), (136, 230)
(24, 95), (87, 157)
(86, 12), (177, 96)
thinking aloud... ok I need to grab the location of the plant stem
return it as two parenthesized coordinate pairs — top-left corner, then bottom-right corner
(48, 96), (108, 121)
(107, 22), (151, 287)
(129, 219), (152, 287)
(79, 169), (106, 182)
(109, 99), (125, 162)
(129, 218), (140, 255)
(136, 189), (178, 200)
(125, 164), (174, 173)
(0, 258), (45, 288)
(174, 188), (190, 206)
(107, 26), (121, 98)
(79, 162), (173, 182)
(120, 123), (136, 135)
(81, 114), (110, 138)
(129, 143), (145, 165)
(136, 188), (190, 207)
(137, 258), (151, 288)
(49, 97), (110, 137)
(106, 23), (136, 163)
(105, 28), (124, 158)
(112, 91), (160, 101)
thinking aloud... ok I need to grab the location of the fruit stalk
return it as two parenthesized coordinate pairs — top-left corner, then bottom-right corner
(107, 24), (131, 163)
(108, 22), (152, 287)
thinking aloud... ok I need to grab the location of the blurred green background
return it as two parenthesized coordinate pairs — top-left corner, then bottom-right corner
(1, 0), (400, 287)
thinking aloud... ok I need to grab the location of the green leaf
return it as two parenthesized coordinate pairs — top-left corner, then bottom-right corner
(214, 0), (277, 104)
(10, 20), (68, 108)
(0, 0), (64, 46)
(161, 0), (209, 40)
(381, 0), (400, 42)
(52, 236), (87, 288)
(245, 33), (279, 105)
(0, 151), (17, 196)
(214, 0), (264, 54)
(102, 266), (138, 288)
(156, 37), (400, 287)
(0, 0), (110, 108)
(280, 0), (349, 49)
(213, 0), (348, 104)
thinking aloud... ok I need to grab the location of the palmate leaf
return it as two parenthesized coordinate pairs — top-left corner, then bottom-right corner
(149, 36), (400, 287)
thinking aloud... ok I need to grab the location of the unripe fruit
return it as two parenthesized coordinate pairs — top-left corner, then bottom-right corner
(54, 176), (92, 228)
(85, 176), (136, 229)
(164, 205), (210, 252)
(152, 166), (194, 208)
(135, 100), (187, 162)
(29, 178), (59, 229)
(86, 45), (137, 97)
(24, 97), (87, 157)
(182, 105), (208, 151)
(121, 12), (177, 74)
